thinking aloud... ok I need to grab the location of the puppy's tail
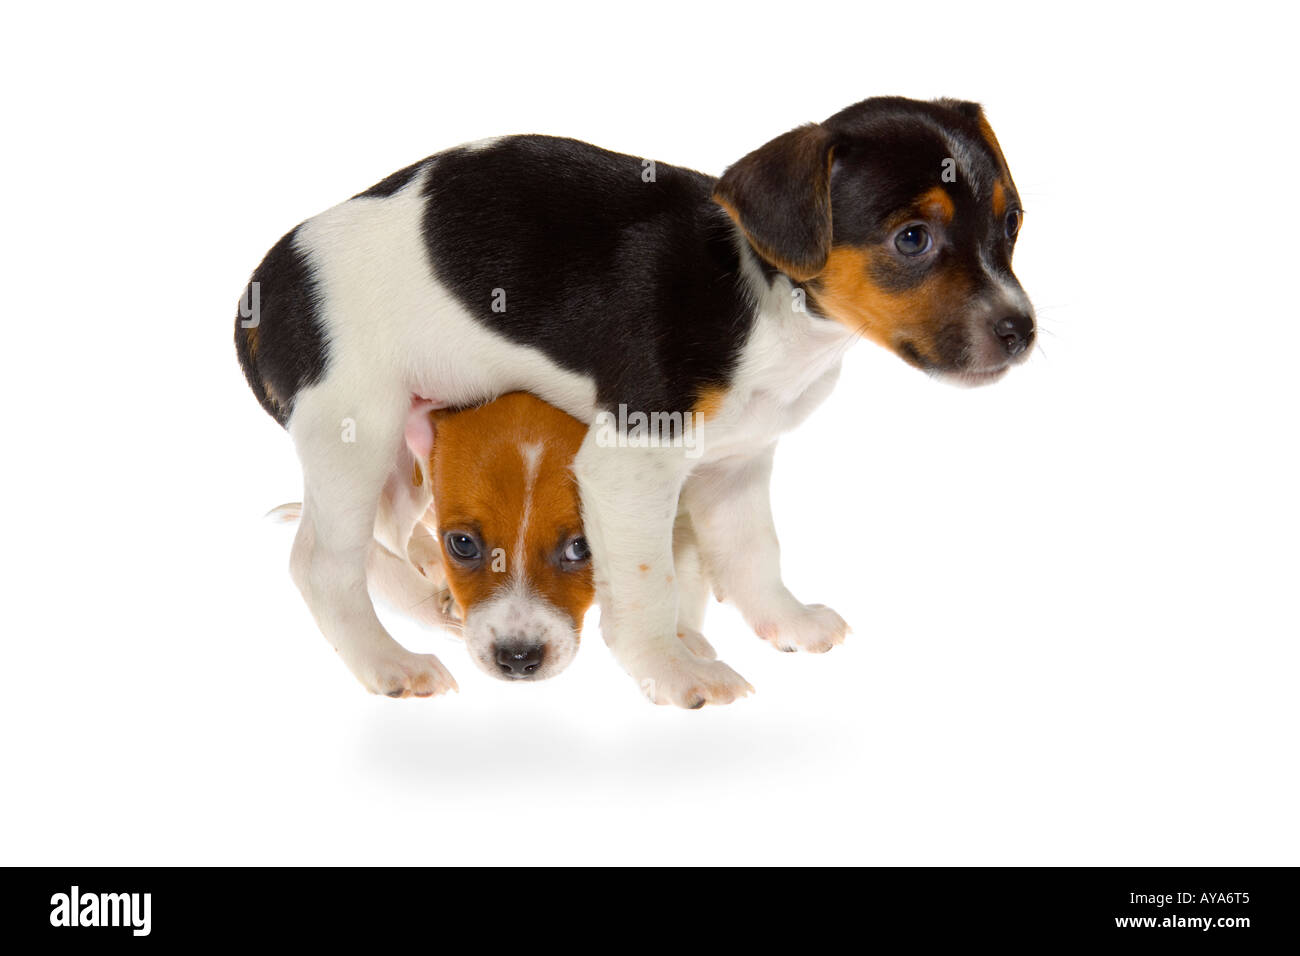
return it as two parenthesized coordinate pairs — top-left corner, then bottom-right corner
(265, 502), (303, 524)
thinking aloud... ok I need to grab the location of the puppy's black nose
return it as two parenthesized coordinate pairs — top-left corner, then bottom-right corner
(495, 643), (544, 678)
(993, 314), (1034, 357)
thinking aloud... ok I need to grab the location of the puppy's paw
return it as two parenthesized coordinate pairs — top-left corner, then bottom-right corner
(437, 587), (461, 623)
(407, 536), (447, 585)
(403, 585), (462, 631)
(357, 650), (459, 699)
(676, 628), (717, 660)
(638, 646), (753, 709)
(753, 602), (849, 654)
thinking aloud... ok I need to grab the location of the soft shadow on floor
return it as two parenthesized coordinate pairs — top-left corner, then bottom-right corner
(351, 698), (836, 797)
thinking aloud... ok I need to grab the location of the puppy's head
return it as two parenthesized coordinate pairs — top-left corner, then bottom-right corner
(715, 96), (1033, 385)
(425, 393), (594, 682)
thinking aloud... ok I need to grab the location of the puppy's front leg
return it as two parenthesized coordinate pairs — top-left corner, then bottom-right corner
(683, 445), (849, 653)
(574, 429), (751, 708)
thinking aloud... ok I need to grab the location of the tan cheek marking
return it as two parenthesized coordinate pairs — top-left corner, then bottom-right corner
(810, 246), (962, 361)
(992, 180), (1007, 218)
(811, 247), (922, 346)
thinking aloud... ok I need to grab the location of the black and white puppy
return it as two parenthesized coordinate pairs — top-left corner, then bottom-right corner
(235, 96), (1033, 708)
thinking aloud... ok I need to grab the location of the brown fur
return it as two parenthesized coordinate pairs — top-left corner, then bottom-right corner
(692, 385), (730, 420)
(919, 185), (956, 224)
(808, 245), (975, 366)
(977, 112), (1019, 218)
(425, 392), (594, 632)
(977, 112), (1012, 179)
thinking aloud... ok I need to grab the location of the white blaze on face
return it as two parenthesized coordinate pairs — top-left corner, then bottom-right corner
(978, 243), (1034, 319)
(512, 441), (543, 587)
(461, 438), (580, 680)
(940, 130), (1035, 370)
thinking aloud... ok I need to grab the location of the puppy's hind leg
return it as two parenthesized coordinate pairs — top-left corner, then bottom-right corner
(288, 384), (457, 698)
(366, 539), (458, 631)
(368, 402), (459, 627)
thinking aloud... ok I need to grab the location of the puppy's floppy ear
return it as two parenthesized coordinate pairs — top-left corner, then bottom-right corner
(713, 123), (836, 282)
(404, 399), (445, 466)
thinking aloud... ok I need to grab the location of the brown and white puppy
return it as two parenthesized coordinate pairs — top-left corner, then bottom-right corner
(276, 390), (715, 695)
(276, 393), (598, 692)
(406, 391), (595, 683)
(395, 392), (712, 688)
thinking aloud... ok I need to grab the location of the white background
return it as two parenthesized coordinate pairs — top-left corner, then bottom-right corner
(2, 1), (1296, 865)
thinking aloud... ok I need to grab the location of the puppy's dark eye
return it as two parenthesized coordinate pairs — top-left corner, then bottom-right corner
(444, 532), (481, 563)
(1005, 209), (1022, 240)
(561, 536), (590, 564)
(894, 224), (932, 256)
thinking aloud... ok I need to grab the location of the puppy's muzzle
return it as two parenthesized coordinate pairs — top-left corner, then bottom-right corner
(993, 313), (1034, 358)
(495, 641), (544, 679)
(464, 589), (579, 682)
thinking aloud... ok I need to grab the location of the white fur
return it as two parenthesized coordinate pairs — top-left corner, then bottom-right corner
(463, 585), (578, 681)
(511, 440), (544, 583)
(458, 436), (582, 683)
(672, 238), (853, 655)
(283, 163), (853, 705)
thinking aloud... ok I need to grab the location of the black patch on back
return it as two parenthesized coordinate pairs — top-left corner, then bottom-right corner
(420, 136), (755, 415)
(234, 225), (329, 427)
(352, 158), (429, 200)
